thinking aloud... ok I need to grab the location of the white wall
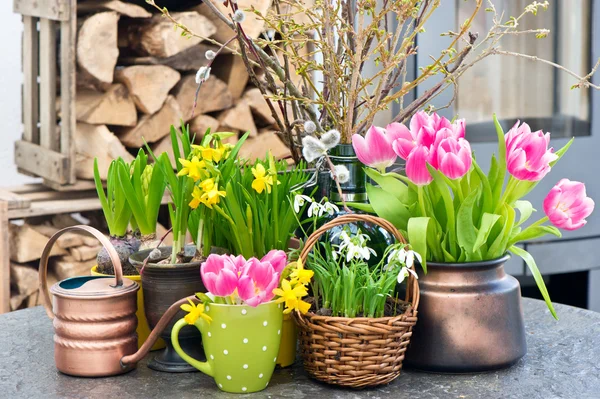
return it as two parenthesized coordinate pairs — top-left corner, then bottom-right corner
(0, 2), (37, 187)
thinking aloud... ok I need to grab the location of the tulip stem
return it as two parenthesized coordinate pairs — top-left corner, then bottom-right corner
(418, 186), (427, 217)
(528, 216), (549, 229)
(495, 177), (518, 213)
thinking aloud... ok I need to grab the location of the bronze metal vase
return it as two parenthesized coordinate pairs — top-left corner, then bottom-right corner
(405, 254), (527, 372)
(130, 246), (206, 373)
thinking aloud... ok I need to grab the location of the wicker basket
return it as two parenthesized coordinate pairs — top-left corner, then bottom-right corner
(293, 214), (419, 388)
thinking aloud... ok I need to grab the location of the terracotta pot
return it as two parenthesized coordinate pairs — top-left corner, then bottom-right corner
(130, 246), (206, 373)
(405, 254), (527, 372)
(91, 266), (166, 352)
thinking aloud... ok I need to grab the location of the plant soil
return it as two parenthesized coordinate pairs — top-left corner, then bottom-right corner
(307, 296), (410, 318)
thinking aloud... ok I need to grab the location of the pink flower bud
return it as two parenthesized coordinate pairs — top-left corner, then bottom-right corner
(506, 121), (558, 181)
(437, 137), (472, 179)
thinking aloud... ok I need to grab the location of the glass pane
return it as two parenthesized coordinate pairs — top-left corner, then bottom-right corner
(455, 0), (591, 142)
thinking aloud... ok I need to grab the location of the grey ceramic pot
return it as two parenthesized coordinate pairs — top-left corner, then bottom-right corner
(405, 254), (527, 373)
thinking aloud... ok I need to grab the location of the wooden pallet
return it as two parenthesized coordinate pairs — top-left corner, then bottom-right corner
(14, 0), (78, 188)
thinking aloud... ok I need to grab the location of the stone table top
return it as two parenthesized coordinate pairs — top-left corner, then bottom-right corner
(1, 298), (599, 399)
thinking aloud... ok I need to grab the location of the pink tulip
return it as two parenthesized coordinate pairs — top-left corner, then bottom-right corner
(388, 122), (416, 160)
(260, 250), (287, 274)
(238, 259), (280, 307)
(437, 137), (472, 179)
(201, 254), (238, 297)
(543, 179), (595, 231)
(352, 126), (398, 170)
(405, 145), (433, 185)
(505, 121), (558, 181)
(228, 254), (247, 273)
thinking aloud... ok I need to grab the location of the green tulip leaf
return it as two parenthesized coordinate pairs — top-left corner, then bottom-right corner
(345, 202), (375, 213)
(509, 245), (557, 319)
(514, 200), (535, 226)
(456, 188), (481, 261)
(407, 217), (431, 273)
(365, 168), (416, 204)
(366, 183), (410, 231)
(492, 114), (507, 205)
(473, 212), (501, 252)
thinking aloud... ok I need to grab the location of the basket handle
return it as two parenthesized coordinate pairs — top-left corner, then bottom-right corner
(299, 214), (419, 312)
(38, 225), (124, 320)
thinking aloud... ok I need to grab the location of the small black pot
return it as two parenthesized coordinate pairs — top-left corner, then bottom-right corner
(130, 246), (205, 373)
(405, 254), (527, 372)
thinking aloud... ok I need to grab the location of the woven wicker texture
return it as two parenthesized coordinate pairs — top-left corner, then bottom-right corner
(294, 214), (419, 388)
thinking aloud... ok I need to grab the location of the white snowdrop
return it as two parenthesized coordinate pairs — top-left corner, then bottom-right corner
(293, 194), (312, 214)
(320, 201), (340, 217)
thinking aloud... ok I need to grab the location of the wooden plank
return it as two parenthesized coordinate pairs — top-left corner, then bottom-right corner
(8, 198), (101, 220)
(0, 190), (30, 211)
(22, 16), (39, 144)
(14, 141), (70, 185)
(42, 179), (97, 192)
(13, 0), (68, 21)
(60, 0), (77, 184)
(0, 202), (10, 313)
(39, 19), (59, 152)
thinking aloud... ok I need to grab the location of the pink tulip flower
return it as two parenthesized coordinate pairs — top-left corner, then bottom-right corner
(201, 254), (238, 297)
(352, 126), (398, 170)
(237, 259), (280, 307)
(260, 250), (287, 274)
(505, 121), (558, 181)
(437, 137), (473, 179)
(543, 179), (595, 231)
(405, 145), (433, 185)
(228, 254), (247, 273)
(388, 122), (416, 160)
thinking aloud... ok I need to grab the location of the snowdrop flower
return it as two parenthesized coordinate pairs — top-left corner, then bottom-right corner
(205, 50), (216, 60)
(307, 201), (322, 217)
(233, 10), (246, 23)
(293, 194), (312, 213)
(304, 121), (317, 134)
(320, 201), (339, 216)
(302, 136), (327, 162)
(320, 129), (341, 149)
(331, 165), (350, 184)
(195, 66), (211, 84)
(387, 248), (422, 269)
(396, 266), (419, 284)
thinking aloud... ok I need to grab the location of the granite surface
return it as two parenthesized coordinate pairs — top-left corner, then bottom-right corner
(1, 298), (599, 399)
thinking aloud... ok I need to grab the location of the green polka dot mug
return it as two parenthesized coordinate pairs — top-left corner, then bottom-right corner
(171, 300), (284, 393)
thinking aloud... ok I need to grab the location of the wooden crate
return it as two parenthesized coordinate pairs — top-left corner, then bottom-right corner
(13, 0), (81, 190)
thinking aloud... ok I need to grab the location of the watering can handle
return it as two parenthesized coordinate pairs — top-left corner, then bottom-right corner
(39, 225), (125, 320)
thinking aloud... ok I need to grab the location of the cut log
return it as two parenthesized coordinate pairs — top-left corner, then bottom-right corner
(10, 293), (27, 311)
(77, 0), (152, 18)
(70, 246), (102, 262)
(76, 84), (137, 126)
(243, 88), (275, 125)
(238, 131), (291, 160)
(189, 115), (220, 138)
(173, 75), (233, 121)
(119, 44), (218, 72)
(218, 100), (258, 137)
(193, 0), (272, 46)
(120, 12), (216, 58)
(10, 263), (39, 296)
(77, 12), (120, 85)
(51, 256), (95, 281)
(9, 224), (67, 263)
(29, 224), (85, 249)
(75, 123), (134, 180)
(115, 65), (181, 114)
(116, 96), (183, 147)
(212, 55), (249, 100)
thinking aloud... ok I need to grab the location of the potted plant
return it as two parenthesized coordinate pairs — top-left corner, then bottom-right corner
(92, 157), (166, 351)
(171, 251), (291, 393)
(292, 213), (419, 388)
(353, 112), (595, 371)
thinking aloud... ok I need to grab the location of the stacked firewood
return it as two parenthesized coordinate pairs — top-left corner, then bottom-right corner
(8, 212), (170, 311)
(73, 0), (292, 180)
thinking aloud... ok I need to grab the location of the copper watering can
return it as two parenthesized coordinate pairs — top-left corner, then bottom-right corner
(39, 225), (194, 377)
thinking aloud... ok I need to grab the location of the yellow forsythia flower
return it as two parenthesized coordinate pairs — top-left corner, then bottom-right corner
(251, 163), (274, 194)
(177, 157), (206, 182)
(180, 299), (212, 325)
(273, 279), (311, 314)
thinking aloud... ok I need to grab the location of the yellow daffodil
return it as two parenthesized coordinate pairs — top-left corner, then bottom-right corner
(200, 186), (226, 208)
(290, 259), (314, 286)
(189, 186), (202, 209)
(177, 156), (206, 182)
(199, 178), (215, 192)
(273, 279), (311, 314)
(180, 299), (212, 325)
(192, 144), (225, 163)
(251, 163), (274, 194)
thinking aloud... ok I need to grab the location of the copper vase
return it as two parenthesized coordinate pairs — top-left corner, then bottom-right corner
(405, 254), (527, 372)
(130, 246), (206, 373)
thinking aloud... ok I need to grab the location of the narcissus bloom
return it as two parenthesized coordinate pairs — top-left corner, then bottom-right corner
(180, 299), (212, 325)
(289, 259), (314, 285)
(272, 279), (311, 314)
(543, 179), (595, 231)
(251, 163), (274, 193)
(177, 156), (205, 181)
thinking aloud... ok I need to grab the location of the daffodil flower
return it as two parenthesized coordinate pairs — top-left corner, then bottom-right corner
(251, 163), (274, 194)
(273, 279), (310, 314)
(200, 186), (226, 208)
(189, 186), (203, 209)
(290, 259), (314, 285)
(177, 156), (206, 181)
(180, 299), (212, 325)
(192, 144), (224, 163)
